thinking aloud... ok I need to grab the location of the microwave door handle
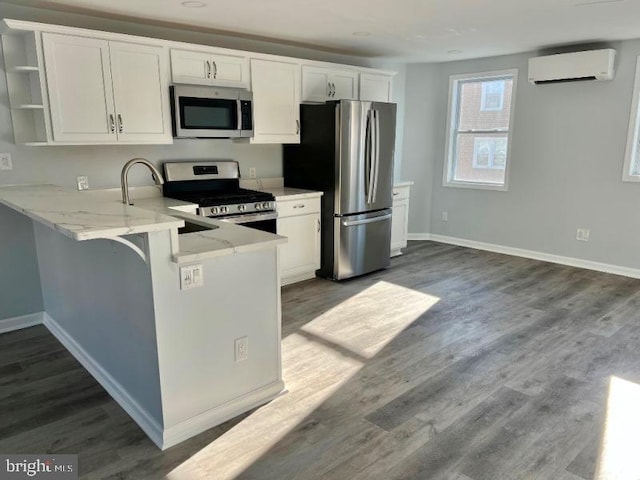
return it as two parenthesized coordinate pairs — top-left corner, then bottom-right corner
(237, 99), (242, 131)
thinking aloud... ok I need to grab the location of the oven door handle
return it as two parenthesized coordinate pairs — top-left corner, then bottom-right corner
(217, 212), (278, 224)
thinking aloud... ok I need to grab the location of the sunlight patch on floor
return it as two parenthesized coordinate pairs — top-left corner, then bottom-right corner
(168, 281), (439, 480)
(300, 281), (440, 359)
(594, 376), (640, 480)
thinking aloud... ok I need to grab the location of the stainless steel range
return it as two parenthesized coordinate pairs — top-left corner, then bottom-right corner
(163, 161), (277, 233)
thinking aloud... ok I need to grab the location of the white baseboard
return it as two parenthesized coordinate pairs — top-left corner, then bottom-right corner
(42, 313), (165, 448)
(0, 312), (44, 334)
(407, 233), (432, 241)
(428, 234), (640, 279)
(162, 380), (285, 449)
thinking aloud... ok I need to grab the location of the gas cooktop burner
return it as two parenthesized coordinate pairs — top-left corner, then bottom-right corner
(162, 161), (277, 219)
(173, 188), (274, 207)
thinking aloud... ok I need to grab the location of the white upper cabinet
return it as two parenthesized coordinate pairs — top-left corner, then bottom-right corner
(42, 32), (171, 144)
(302, 66), (358, 103)
(109, 42), (171, 142)
(170, 49), (249, 88)
(359, 73), (393, 102)
(42, 34), (115, 142)
(250, 58), (301, 144)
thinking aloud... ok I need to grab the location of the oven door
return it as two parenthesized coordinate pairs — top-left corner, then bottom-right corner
(216, 212), (277, 234)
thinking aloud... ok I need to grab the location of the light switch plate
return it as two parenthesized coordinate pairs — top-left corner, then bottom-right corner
(180, 264), (204, 290)
(0, 153), (13, 171)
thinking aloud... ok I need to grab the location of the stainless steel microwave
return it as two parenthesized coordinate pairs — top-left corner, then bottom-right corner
(170, 85), (253, 138)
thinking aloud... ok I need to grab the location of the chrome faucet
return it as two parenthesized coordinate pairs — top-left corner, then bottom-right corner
(121, 158), (164, 205)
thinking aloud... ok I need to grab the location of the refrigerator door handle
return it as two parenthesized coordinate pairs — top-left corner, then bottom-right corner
(372, 109), (381, 203)
(366, 109), (375, 205)
(342, 213), (392, 227)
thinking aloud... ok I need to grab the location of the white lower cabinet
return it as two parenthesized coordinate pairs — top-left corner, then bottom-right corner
(391, 184), (411, 257)
(276, 196), (321, 285)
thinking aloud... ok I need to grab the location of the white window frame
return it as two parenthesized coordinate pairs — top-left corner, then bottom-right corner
(480, 80), (505, 111)
(622, 56), (640, 182)
(443, 69), (518, 191)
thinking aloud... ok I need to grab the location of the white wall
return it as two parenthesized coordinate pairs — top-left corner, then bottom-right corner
(402, 39), (640, 270)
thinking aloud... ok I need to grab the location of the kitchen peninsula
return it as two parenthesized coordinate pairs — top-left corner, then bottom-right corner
(0, 184), (286, 449)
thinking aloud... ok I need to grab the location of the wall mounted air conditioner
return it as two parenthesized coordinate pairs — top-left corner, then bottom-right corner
(528, 49), (616, 84)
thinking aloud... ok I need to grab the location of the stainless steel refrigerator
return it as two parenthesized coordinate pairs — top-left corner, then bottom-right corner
(283, 100), (397, 280)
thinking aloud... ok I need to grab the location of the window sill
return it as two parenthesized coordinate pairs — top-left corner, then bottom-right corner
(622, 175), (640, 183)
(443, 180), (509, 192)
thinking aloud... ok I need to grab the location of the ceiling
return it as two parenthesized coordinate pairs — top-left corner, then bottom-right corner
(5, 0), (640, 62)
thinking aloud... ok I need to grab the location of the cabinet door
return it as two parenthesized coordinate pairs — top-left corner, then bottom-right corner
(330, 70), (358, 100)
(170, 49), (211, 85)
(209, 53), (249, 88)
(360, 73), (393, 102)
(42, 33), (116, 142)
(109, 42), (172, 143)
(302, 66), (330, 103)
(390, 198), (408, 256)
(250, 58), (301, 144)
(278, 213), (321, 281)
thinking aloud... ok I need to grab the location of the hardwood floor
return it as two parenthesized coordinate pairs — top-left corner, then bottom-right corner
(2, 241), (640, 479)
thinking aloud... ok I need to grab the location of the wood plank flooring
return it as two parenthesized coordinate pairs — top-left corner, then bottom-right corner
(2, 241), (640, 479)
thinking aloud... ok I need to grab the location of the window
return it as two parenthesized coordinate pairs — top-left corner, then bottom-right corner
(472, 138), (508, 169)
(481, 80), (505, 111)
(623, 57), (640, 182)
(443, 69), (518, 190)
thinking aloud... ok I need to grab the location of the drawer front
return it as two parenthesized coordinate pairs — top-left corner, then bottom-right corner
(392, 186), (410, 201)
(277, 197), (321, 218)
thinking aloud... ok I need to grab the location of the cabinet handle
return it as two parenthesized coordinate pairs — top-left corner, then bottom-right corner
(331, 83), (336, 97)
(317, 218), (320, 232)
(393, 192), (400, 196)
(206, 60), (211, 79)
(296, 119), (300, 135)
(293, 204), (305, 209)
(117, 113), (124, 133)
(109, 114), (115, 133)
(327, 82), (331, 97)
(212, 61), (217, 79)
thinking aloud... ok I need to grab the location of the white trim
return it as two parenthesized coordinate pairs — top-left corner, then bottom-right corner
(407, 233), (432, 241)
(443, 68), (518, 192)
(42, 313), (165, 449)
(622, 56), (640, 182)
(0, 312), (44, 334)
(162, 380), (285, 449)
(428, 234), (640, 279)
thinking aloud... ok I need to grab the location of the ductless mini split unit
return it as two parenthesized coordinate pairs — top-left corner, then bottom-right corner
(528, 48), (616, 84)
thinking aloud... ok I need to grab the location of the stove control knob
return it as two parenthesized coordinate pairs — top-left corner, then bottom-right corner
(255, 203), (262, 210)
(262, 202), (271, 210)
(238, 204), (246, 212)
(220, 206), (229, 214)
(210, 207), (219, 215)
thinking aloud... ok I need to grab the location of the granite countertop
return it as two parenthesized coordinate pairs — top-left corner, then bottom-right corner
(134, 197), (287, 264)
(0, 184), (183, 241)
(0, 185), (286, 264)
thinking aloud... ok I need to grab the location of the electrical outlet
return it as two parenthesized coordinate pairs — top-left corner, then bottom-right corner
(441, 211), (448, 221)
(0, 153), (13, 171)
(576, 228), (590, 242)
(180, 264), (204, 290)
(76, 175), (89, 191)
(249, 167), (257, 178)
(235, 336), (248, 362)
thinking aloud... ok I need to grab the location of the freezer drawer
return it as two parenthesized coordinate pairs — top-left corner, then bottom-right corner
(333, 209), (392, 280)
